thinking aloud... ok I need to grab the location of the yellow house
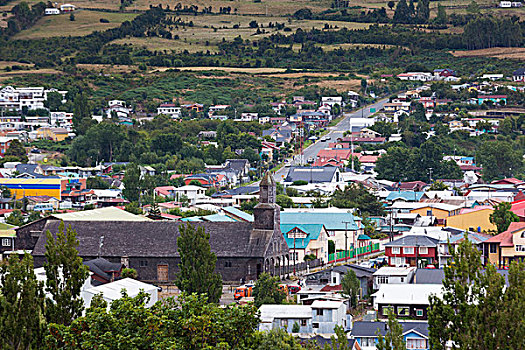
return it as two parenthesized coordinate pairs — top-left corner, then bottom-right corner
(483, 222), (525, 268)
(446, 207), (496, 232)
(410, 203), (462, 225)
(36, 127), (69, 142)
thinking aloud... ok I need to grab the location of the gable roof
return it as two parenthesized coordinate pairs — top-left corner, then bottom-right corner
(284, 166), (339, 184)
(386, 191), (425, 202)
(280, 224), (324, 249)
(384, 235), (440, 248)
(485, 222), (525, 247)
(280, 211), (358, 231)
(352, 321), (429, 338)
(32, 220), (278, 259)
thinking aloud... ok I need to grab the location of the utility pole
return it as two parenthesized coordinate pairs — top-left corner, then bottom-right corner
(428, 167), (433, 183)
(343, 221), (353, 263)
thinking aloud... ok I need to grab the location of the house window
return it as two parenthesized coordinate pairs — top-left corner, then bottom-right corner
(377, 276), (389, 284)
(400, 277), (404, 283)
(407, 338), (427, 349)
(516, 245), (525, 252)
(490, 244), (497, 254)
(224, 261), (232, 268)
(361, 338), (376, 347)
(280, 319), (288, 328)
(419, 247), (428, 255)
(392, 257), (405, 266)
(139, 260), (148, 267)
(416, 309), (424, 317)
(404, 247), (414, 254)
(426, 210), (432, 216)
(392, 247), (401, 254)
(1, 238), (10, 247)
(397, 306), (409, 316)
(312, 322), (319, 329)
(382, 306), (394, 316)
(301, 319), (307, 327)
(315, 309), (324, 316)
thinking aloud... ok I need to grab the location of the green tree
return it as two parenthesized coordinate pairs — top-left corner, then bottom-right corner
(393, 0), (411, 23)
(330, 184), (385, 216)
(276, 194), (294, 208)
(0, 254), (46, 350)
(489, 202), (519, 233)
(341, 270), (360, 309)
(44, 91), (63, 111)
(44, 221), (90, 326)
(466, 0), (480, 14)
(253, 272), (286, 308)
(328, 240), (336, 254)
(6, 209), (25, 226)
(477, 140), (523, 181)
(387, 1), (395, 10)
(72, 93), (94, 135)
(435, 4), (447, 25)
(429, 181), (449, 191)
(122, 163), (142, 202)
(428, 234), (525, 350)
(376, 309), (405, 350)
(5, 139), (28, 162)
(416, 0), (430, 23)
(121, 267), (138, 279)
(175, 224), (223, 303)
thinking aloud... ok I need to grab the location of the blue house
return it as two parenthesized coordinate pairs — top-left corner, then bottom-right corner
(280, 223), (329, 263)
(351, 321), (429, 350)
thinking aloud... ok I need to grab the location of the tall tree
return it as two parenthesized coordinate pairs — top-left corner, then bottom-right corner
(393, 0), (411, 23)
(477, 140), (523, 181)
(72, 92), (94, 135)
(44, 221), (90, 326)
(416, 0), (430, 23)
(0, 254), (46, 350)
(253, 272), (286, 308)
(44, 91), (64, 111)
(122, 163), (142, 202)
(376, 309), (405, 350)
(428, 234), (525, 350)
(5, 139), (28, 162)
(174, 224), (222, 303)
(489, 202), (519, 233)
(330, 184), (385, 216)
(341, 270), (360, 309)
(435, 4), (448, 25)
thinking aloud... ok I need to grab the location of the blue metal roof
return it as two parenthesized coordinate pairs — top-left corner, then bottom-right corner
(222, 206), (254, 222)
(200, 214), (236, 222)
(386, 191), (425, 202)
(280, 212), (358, 231)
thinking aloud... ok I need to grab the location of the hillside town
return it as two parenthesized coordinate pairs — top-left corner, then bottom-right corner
(0, 60), (523, 349)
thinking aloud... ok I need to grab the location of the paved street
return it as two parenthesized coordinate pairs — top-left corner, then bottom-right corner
(274, 98), (389, 182)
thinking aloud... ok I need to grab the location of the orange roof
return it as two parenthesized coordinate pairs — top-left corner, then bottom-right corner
(485, 222), (525, 247)
(359, 155), (380, 163)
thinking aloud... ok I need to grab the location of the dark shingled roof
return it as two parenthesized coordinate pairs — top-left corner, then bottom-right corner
(332, 264), (377, 278)
(414, 268), (445, 284)
(32, 220), (277, 258)
(84, 257), (122, 281)
(352, 321), (429, 337)
(284, 166), (338, 184)
(384, 235), (439, 248)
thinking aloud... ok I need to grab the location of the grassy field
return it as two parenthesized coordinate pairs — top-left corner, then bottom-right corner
(13, 10), (138, 39)
(450, 47), (525, 60)
(110, 15), (372, 52)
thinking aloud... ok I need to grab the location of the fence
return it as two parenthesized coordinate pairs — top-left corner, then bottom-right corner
(328, 243), (381, 263)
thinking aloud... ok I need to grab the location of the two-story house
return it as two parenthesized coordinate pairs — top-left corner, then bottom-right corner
(483, 222), (525, 268)
(373, 266), (416, 290)
(281, 224), (329, 263)
(384, 236), (439, 267)
(352, 321), (430, 350)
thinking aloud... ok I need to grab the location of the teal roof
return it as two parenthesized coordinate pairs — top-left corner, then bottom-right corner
(357, 234), (371, 240)
(280, 212), (359, 231)
(386, 191), (425, 202)
(280, 224), (325, 249)
(180, 217), (203, 222)
(201, 214), (236, 222)
(222, 206), (254, 222)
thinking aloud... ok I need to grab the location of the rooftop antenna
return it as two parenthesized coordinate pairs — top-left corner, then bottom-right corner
(98, 235), (104, 258)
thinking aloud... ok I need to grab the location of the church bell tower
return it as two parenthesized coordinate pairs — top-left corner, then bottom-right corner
(253, 171), (280, 230)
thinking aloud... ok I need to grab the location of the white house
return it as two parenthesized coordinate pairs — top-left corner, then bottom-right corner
(236, 113), (258, 122)
(321, 96), (344, 108)
(157, 103), (182, 118)
(373, 266), (416, 290)
(45, 8), (60, 15)
(499, 1), (512, 7)
(397, 72), (433, 81)
(0, 86), (67, 111)
(60, 4), (76, 12)
(173, 185), (206, 205)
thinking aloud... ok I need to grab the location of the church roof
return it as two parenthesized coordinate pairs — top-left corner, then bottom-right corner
(32, 220), (278, 258)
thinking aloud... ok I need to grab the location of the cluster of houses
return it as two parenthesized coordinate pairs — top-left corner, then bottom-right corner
(44, 4), (76, 15)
